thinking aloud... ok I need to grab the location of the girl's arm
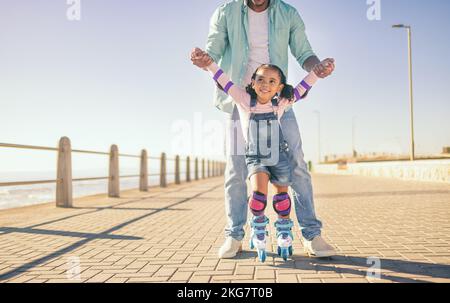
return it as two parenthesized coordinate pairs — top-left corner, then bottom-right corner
(293, 70), (319, 103)
(206, 62), (251, 111)
(276, 70), (319, 112)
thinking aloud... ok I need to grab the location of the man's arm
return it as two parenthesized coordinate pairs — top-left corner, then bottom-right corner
(289, 10), (316, 71)
(206, 6), (228, 63)
(191, 6), (228, 68)
(302, 55), (321, 73)
(289, 10), (335, 78)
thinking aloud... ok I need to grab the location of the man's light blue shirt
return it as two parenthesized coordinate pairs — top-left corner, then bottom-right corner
(206, 0), (316, 114)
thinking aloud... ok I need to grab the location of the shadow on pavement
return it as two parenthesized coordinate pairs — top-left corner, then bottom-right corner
(0, 184), (222, 281)
(274, 254), (450, 283)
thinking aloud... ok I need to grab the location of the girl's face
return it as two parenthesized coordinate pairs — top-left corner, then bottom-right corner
(251, 67), (285, 104)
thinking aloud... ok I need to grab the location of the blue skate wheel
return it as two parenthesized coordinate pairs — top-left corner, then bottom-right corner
(258, 250), (266, 263)
(281, 248), (288, 261)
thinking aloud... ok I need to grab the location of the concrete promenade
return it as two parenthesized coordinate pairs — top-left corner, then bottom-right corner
(314, 159), (450, 183)
(0, 174), (449, 283)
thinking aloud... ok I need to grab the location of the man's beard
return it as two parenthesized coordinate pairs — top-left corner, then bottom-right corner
(252, 0), (269, 8)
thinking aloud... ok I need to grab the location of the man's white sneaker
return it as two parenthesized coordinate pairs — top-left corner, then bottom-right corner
(302, 235), (336, 258)
(218, 237), (243, 259)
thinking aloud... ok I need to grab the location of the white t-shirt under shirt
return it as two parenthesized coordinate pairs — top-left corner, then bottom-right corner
(244, 8), (270, 85)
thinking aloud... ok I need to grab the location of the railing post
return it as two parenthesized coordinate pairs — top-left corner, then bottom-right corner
(175, 155), (180, 185)
(108, 144), (120, 198)
(207, 160), (210, 178)
(186, 156), (191, 182)
(56, 137), (73, 208)
(160, 152), (167, 188)
(195, 157), (199, 181)
(202, 159), (205, 179)
(139, 149), (148, 192)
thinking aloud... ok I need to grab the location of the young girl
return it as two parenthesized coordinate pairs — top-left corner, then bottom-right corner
(192, 48), (331, 262)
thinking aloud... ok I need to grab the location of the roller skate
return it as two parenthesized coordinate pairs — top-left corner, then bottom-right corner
(275, 218), (294, 261)
(249, 215), (269, 263)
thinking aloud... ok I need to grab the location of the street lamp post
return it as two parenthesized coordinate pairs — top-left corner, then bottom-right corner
(313, 110), (321, 163)
(393, 24), (415, 161)
(352, 116), (357, 158)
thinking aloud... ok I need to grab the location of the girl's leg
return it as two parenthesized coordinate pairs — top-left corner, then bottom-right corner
(248, 172), (269, 216)
(248, 172), (270, 262)
(272, 185), (292, 219)
(272, 185), (294, 260)
(250, 172), (269, 195)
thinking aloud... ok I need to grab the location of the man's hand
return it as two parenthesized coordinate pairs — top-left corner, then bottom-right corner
(190, 47), (213, 70)
(313, 58), (335, 78)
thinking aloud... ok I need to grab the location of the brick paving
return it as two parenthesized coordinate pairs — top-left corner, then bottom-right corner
(0, 174), (449, 283)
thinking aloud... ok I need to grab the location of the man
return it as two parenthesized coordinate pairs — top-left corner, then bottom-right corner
(191, 0), (336, 258)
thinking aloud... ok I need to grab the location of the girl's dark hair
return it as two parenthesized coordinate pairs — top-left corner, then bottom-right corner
(245, 64), (295, 101)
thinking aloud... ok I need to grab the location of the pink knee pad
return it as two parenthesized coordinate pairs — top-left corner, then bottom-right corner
(249, 192), (267, 216)
(273, 193), (291, 217)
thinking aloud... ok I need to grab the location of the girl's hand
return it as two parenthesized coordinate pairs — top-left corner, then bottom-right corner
(313, 58), (335, 78)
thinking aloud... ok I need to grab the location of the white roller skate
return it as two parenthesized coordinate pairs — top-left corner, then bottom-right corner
(249, 215), (269, 263)
(275, 218), (294, 261)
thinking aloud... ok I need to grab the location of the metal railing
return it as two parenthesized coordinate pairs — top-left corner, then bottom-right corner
(0, 137), (225, 208)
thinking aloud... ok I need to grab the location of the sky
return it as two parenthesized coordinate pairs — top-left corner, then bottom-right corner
(1, 0), (449, 174)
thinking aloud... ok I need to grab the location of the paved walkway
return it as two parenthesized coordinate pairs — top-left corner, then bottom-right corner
(0, 174), (449, 283)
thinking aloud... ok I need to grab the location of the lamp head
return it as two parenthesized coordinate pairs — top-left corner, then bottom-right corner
(392, 24), (411, 29)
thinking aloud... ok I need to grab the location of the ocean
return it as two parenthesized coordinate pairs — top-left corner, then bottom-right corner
(0, 166), (179, 210)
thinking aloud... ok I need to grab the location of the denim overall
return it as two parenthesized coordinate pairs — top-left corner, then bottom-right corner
(245, 97), (292, 186)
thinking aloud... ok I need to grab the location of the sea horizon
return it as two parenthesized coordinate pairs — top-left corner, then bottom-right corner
(0, 167), (179, 210)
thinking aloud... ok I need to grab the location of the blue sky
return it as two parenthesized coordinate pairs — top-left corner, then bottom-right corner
(1, 0), (449, 173)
